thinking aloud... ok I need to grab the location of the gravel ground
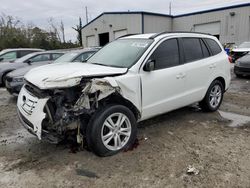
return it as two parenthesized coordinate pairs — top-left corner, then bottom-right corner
(0, 73), (249, 188)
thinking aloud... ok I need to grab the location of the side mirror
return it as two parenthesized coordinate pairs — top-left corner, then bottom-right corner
(0, 57), (3, 62)
(26, 60), (32, 65)
(143, 59), (155, 72)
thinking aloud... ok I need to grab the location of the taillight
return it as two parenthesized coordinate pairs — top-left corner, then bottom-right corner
(228, 56), (232, 63)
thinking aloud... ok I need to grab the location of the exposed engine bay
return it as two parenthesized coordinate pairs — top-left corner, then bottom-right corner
(20, 78), (122, 144)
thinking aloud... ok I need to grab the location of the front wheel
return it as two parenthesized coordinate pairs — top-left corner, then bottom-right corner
(199, 80), (224, 112)
(86, 104), (137, 157)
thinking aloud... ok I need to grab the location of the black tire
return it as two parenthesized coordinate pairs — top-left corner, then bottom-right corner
(199, 80), (224, 112)
(1, 72), (10, 87)
(86, 104), (137, 157)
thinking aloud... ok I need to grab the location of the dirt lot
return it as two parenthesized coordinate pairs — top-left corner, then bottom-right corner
(0, 72), (250, 188)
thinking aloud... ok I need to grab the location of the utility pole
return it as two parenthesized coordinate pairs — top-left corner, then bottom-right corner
(169, 2), (172, 15)
(85, 6), (88, 24)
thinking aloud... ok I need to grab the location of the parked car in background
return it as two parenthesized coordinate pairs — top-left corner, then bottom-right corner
(5, 48), (98, 95)
(234, 52), (250, 77)
(0, 51), (64, 86)
(231, 42), (250, 62)
(0, 48), (44, 62)
(53, 48), (99, 64)
(17, 32), (230, 157)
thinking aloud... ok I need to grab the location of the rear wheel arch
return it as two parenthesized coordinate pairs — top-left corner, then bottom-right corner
(214, 77), (225, 92)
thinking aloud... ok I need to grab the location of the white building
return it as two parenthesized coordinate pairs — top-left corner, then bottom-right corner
(81, 3), (250, 47)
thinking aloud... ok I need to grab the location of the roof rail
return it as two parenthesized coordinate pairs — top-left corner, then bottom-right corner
(149, 31), (212, 39)
(117, 33), (140, 39)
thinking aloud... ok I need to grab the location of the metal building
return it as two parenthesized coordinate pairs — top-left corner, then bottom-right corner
(81, 3), (250, 47)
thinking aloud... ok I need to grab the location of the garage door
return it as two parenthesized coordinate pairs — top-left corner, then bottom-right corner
(194, 22), (221, 35)
(114, 30), (128, 39)
(86, 35), (95, 47)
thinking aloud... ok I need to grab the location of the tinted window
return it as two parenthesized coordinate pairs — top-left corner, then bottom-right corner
(52, 53), (63, 60)
(73, 52), (95, 62)
(18, 51), (33, 58)
(204, 38), (222, 55)
(200, 39), (210, 58)
(182, 38), (203, 63)
(29, 54), (50, 63)
(150, 39), (179, 70)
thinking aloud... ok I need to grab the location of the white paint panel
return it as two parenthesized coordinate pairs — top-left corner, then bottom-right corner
(114, 29), (128, 39)
(86, 35), (95, 47)
(194, 22), (221, 35)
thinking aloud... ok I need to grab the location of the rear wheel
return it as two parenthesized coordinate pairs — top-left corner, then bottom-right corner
(199, 80), (224, 112)
(86, 104), (137, 157)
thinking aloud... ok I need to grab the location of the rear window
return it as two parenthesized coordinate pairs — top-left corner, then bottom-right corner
(182, 38), (203, 63)
(204, 38), (222, 55)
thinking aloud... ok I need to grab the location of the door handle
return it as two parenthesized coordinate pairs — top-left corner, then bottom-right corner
(209, 63), (216, 69)
(176, 73), (186, 79)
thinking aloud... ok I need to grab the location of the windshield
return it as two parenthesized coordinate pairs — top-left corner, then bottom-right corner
(15, 53), (37, 63)
(88, 39), (153, 68)
(238, 42), (250, 48)
(54, 51), (80, 63)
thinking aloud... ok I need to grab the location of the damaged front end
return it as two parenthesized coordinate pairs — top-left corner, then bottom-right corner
(17, 78), (121, 144)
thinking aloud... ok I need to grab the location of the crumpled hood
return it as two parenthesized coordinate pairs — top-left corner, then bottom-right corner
(25, 62), (128, 89)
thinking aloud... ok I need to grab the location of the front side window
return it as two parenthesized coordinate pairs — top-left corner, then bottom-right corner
(149, 39), (180, 70)
(29, 54), (50, 63)
(204, 38), (222, 55)
(88, 39), (153, 68)
(182, 38), (203, 63)
(73, 51), (95, 62)
(0, 51), (17, 61)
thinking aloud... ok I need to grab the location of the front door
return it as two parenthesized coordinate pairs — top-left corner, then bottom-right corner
(140, 38), (187, 120)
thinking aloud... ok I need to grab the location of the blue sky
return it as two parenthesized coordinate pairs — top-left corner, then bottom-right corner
(1, 0), (249, 41)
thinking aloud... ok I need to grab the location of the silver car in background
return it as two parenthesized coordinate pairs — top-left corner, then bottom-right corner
(5, 48), (99, 95)
(0, 51), (64, 86)
(0, 48), (44, 62)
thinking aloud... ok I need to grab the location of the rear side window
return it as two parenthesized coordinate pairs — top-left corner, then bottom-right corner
(18, 51), (33, 58)
(204, 38), (222, 55)
(200, 39), (210, 58)
(29, 54), (50, 63)
(182, 38), (203, 63)
(150, 39), (180, 70)
(52, 53), (63, 60)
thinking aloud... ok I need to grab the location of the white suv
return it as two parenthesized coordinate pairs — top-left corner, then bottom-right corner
(17, 32), (231, 156)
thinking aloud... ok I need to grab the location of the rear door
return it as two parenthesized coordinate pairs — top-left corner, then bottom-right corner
(180, 37), (215, 103)
(140, 38), (187, 120)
